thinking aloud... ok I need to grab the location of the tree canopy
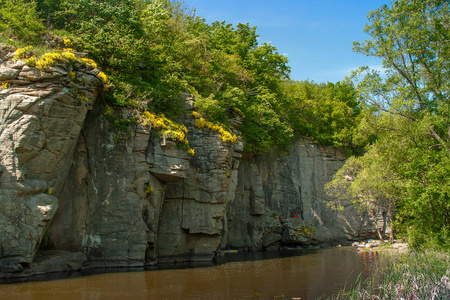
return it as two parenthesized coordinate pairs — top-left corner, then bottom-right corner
(0, 0), (361, 155)
(326, 0), (450, 249)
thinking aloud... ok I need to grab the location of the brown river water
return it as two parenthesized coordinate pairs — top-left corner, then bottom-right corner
(0, 247), (381, 300)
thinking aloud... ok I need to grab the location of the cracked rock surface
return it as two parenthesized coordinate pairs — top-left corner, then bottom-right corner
(0, 49), (388, 278)
(0, 49), (103, 275)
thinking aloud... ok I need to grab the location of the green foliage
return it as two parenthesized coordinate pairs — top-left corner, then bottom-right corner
(0, 0), (45, 42)
(328, 0), (450, 249)
(279, 80), (361, 148)
(3, 0), (446, 253)
(327, 250), (450, 299)
(2, 0), (361, 155)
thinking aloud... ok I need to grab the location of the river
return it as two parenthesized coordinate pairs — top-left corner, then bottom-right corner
(0, 246), (381, 300)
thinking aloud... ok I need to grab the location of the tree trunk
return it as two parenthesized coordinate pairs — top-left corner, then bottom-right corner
(388, 204), (395, 243)
(371, 211), (384, 241)
(376, 224), (384, 241)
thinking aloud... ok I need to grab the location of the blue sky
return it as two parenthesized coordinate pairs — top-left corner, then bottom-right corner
(183, 0), (391, 83)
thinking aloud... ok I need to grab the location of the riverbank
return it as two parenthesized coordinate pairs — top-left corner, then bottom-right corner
(353, 240), (408, 254)
(327, 246), (450, 299)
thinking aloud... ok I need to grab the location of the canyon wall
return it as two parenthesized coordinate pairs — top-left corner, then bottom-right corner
(0, 50), (387, 278)
(227, 141), (379, 252)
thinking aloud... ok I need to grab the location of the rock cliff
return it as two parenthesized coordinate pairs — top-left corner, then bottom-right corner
(0, 49), (387, 278)
(0, 47), (103, 274)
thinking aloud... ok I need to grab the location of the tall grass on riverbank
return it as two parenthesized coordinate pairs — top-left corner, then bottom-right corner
(327, 250), (450, 299)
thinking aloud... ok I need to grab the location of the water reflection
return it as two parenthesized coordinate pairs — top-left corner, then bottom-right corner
(0, 247), (380, 300)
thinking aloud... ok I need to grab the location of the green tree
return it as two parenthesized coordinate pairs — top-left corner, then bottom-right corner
(0, 0), (45, 42)
(278, 79), (361, 148)
(190, 20), (294, 154)
(2, 0), (361, 156)
(35, 0), (64, 27)
(329, 0), (450, 248)
(325, 138), (403, 242)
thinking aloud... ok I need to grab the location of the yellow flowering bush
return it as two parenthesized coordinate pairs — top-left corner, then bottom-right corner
(35, 52), (62, 68)
(24, 56), (36, 65)
(63, 38), (72, 48)
(104, 105), (111, 116)
(191, 110), (237, 143)
(97, 71), (109, 84)
(78, 92), (88, 102)
(13, 46), (33, 60)
(81, 58), (98, 68)
(145, 185), (154, 193)
(142, 111), (194, 155)
(302, 227), (311, 235)
(61, 51), (77, 61)
(194, 117), (206, 129)
(34, 50), (76, 69)
(187, 148), (195, 156)
(14, 47), (108, 90)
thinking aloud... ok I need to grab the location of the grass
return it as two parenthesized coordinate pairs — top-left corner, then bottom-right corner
(324, 250), (450, 300)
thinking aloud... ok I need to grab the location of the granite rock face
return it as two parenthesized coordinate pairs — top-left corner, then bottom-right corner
(0, 48), (103, 274)
(0, 50), (387, 278)
(226, 140), (382, 251)
(156, 113), (243, 262)
(49, 100), (243, 266)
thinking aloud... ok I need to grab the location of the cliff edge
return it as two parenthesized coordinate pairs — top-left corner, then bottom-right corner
(0, 50), (387, 278)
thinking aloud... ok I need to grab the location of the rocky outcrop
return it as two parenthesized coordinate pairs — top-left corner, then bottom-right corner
(0, 50), (387, 278)
(48, 98), (243, 267)
(226, 141), (381, 251)
(0, 48), (103, 274)
(156, 111), (243, 262)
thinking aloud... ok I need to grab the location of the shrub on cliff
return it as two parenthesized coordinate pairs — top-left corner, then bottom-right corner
(0, 0), (45, 42)
(1, 0), (361, 155)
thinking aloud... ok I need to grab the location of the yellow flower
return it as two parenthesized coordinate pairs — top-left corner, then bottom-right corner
(35, 52), (62, 69)
(194, 117), (237, 143)
(187, 148), (195, 156)
(195, 118), (206, 129)
(61, 51), (77, 61)
(81, 58), (98, 69)
(97, 71), (109, 84)
(142, 111), (190, 147)
(24, 56), (36, 66)
(13, 46), (33, 60)
(104, 105), (111, 116)
(63, 38), (72, 47)
(78, 93), (88, 102)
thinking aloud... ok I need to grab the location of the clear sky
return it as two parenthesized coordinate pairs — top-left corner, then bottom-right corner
(183, 0), (391, 83)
